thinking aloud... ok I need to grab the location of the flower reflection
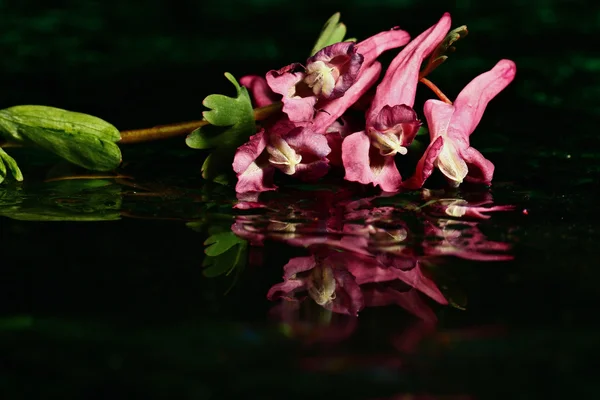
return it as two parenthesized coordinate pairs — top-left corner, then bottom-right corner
(225, 188), (514, 345)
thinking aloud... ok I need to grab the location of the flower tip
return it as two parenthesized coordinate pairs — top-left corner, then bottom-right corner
(497, 59), (517, 79)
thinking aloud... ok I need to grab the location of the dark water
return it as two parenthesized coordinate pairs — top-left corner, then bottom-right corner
(1, 1), (599, 399)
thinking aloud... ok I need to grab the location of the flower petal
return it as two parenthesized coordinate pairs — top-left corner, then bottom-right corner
(460, 146), (495, 185)
(423, 99), (455, 139)
(312, 61), (382, 134)
(368, 104), (421, 155)
(306, 42), (364, 99)
(355, 27), (411, 68)
(368, 13), (452, 118)
(381, 258), (448, 304)
(328, 268), (364, 316)
(283, 126), (331, 181)
(402, 135), (444, 189)
(233, 130), (277, 193)
(451, 59), (517, 136)
(239, 75), (281, 107)
(266, 63), (316, 122)
(342, 131), (402, 192)
(283, 255), (318, 279)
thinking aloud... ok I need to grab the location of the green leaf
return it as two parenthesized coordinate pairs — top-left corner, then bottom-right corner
(186, 73), (255, 150)
(310, 12), (349, 56)
(421, 25), (468, 77)
(0, 179), (122, 221)
(186, 73), (256, 185)
(201, 149), (235, 185)
(203, 240), (247, 280)
(204, 231), (246, 256)
(0, 148), (24, 182)
(0, 105), (122, 171)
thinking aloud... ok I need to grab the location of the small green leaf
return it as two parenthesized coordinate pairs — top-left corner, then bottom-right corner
(421, 25), (468, 77)
(201, 149), (235, 185)
(185, 73), (255, 150)
(204, 232), (245, 257)
(0, 148), (24, 182)
(186, 73), (256, 185)
(0, 105), (122, 171)
(203, 246), (239, 277)
(310, 12), (349, 56)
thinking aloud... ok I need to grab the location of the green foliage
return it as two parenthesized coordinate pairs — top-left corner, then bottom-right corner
(421, 25), (468, 78)
(186, 73), (256, 184)
(0, 179), (122, 221)
(0, 105), (122, 176)
(310, 12), (354, 56)
(202, 231), (247, 279)
(0, 148), (23, 183)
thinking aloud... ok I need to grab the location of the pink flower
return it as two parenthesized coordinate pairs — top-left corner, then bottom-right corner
(239, 75), (280, 107)
(267, 254), (365, 316)
(266, 43), (364, 122)
(266, 28), (410, 123)
(233, 120), (331, 193)
(342, 13), (452, 192)
(403, 59), (517, 189)
(423, 219), (513, 261)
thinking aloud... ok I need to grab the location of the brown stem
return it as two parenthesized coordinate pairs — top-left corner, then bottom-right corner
(419, 77), (453, 105)
(44, 174), (133, 183)
(119, 101), (283, 144)
(0, 141), (24, 149)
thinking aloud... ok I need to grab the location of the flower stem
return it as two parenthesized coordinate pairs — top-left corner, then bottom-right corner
(419, 77), (453, 105)
(0, 141), (24, 149)
(119, 101), (283, 144)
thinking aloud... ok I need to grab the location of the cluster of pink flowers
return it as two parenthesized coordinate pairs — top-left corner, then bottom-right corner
(233, 13), (516, 193)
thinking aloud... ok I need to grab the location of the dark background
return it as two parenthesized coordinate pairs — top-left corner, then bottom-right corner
(2, 1), (599, 399)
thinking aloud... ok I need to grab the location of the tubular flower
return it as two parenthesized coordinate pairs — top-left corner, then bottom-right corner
(233, 120), (331, 193)
(342, 13), (452, 192)
(266, 29), (411, 123)
(403, 59), (517, 189)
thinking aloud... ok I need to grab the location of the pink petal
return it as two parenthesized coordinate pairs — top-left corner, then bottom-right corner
(402, 136), (444, 190)
(239, 75), (281, 107)
(355, 27), (411, 68)
(282, 255), (318, 279)
(266, 63), (316, 122)
(368, 104), (421, 150)
(363, 286), (437, 322)
(233, 130), (277, 193)
(367, 13), (452, 119)
(311, 61), (382, 134)
(324, 128), (344, 167)
(327, 268), (365, 316)
(282, 126), (331, 181)
(423, 99), (456, 140)
(266, 279), (306, 300)
(284, 127), (331, 159)
(384, 260), (448, 305)
(342, 131), (402, 192)
(460, 146), (495, 185)
(451, 59), (517, 136)
(306, 42), (364, 99)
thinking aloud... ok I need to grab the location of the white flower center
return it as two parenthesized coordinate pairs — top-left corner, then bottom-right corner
(435, 140), (468, 185)
(267, 135), (302, 175)
(308, 265), (337, 306)
(368, 128), (408, 157)
(304, 61), (337, 97)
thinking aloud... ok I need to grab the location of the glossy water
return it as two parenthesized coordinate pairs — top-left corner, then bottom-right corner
(1, 1), (598, 399)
